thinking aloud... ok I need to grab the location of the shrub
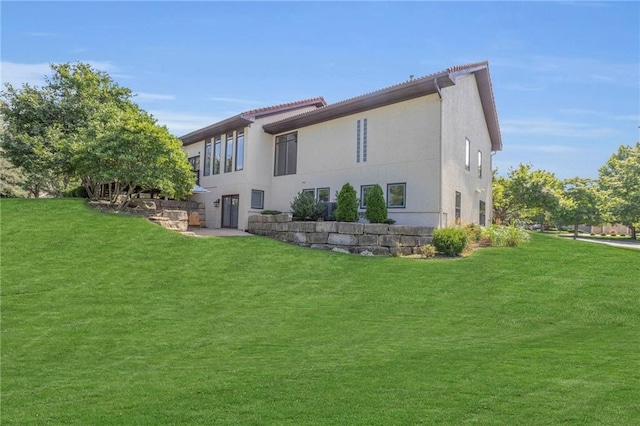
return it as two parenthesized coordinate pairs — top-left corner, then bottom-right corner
(365, 184), (387, 223)
(600, 233), (606, 237)
(620, 233), (626, 237)
(482, 222), (531, 247)
(290, 192), (323, 221)
(419, 244), (436, 258)
(432, 227), (467, 256)
(62, 185), (88, 198)
(335, 183), (358, 222)
(386, 218), (396, 225)
(610, 230), (617, 236)
(261, 210), (282, 215)
(462, 223), (482, 243)
(590, 233), (595, 236)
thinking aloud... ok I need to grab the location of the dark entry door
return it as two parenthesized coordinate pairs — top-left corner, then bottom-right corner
(222, 195), (239, 228)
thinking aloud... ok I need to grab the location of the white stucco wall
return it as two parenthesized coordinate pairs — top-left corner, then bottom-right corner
(441, 74), (494, 226)
(268, 95), (443, 226)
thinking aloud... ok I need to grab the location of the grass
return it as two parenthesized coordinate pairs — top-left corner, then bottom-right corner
(2, 198), (639, 425)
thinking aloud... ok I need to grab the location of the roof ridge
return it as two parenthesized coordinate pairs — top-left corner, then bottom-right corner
(241, 97), (326, 118)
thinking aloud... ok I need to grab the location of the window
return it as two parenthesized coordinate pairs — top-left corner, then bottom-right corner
(188, 155), (200, 185)
(356, 119), (368, 163)
(455, 191), (461, 224)
(465, 138), (471, 171)
(235, 131), (244, 171)
(302, 188), (315, 198)
(317, 187), (330, 203)
(360, 185), (374, 209)
(477, 150), (483, 178)
(251, 189), (264, 209)
(274, 132), (297, 176)
(387, 183), (406, 208)
(225, 133), (233, 173)
(203, 139), (212, 176)
(213, 136), (221, 175)
(479, 200), (486, 226)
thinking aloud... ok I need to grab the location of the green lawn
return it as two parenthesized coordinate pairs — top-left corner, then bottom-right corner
(2, 199), (639, 425)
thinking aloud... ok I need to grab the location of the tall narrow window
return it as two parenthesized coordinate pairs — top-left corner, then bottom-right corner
(360, 184), (374, 209)
(477, 150), (483, 178)
(204, 139), (212, 176)
(356, 120), (361, 163)
(465, 138), (470, 171)
(479, 200), (486, 226)
(213, 136), (221, 175)
(455, 191), (462, 224)
(235, 131), (244, 171)
(363, 118), (368, 162)
(188, 155), (200, 185)
(274, 132), (297, 176)
(225, 133), (233, 173)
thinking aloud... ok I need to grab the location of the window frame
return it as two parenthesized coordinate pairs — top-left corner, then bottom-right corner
(465, 138), (471, 171)
(387, 183), (406, 209)
(317, 187), (330, 203)
(274, 132), (298, 176)
(479, 200), (486, 226)
(225, 133), (234, 173)
(477, 150), (483, 178)
(360, 184), (374, 209)
(235, 130), (244, 171)
(213, 136), (221, 175)
(455, 191), (462, 224)
(203, 139), (212, 176)
(251, 189), (264, 209)
(302, 188), (315, 199)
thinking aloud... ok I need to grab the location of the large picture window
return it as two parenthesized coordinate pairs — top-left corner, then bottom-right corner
(387, 183), (406, 208)
(251, 189), (264, 209)
(274, 132), (297, 176)
(225, 133), (233, 173)
(203, 139), (212, 176)
(235, 131), (244, 171)
(213, 136), (221, 175)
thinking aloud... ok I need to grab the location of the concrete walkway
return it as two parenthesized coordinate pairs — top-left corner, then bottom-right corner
(186, 227), (254, 237)
(569, 237), (640, 250)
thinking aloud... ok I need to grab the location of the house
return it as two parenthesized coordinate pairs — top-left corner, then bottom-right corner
(180, 61), (502, 231)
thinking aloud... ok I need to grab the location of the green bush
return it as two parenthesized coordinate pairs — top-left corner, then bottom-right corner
(261, 210), (282, 215)
(290, 192), (323, 221)
(419, 244), (436, 258)
(432, 227), (467, 256)
(365, 184), (387, 223)
(335, 183), (358, 222)
(62, 185), (88, 198)
(463, 223), (482, 243)
(482, 222), (531, 247)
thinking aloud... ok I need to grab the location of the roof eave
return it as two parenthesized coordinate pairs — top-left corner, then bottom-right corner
(180, 115), (253, 146)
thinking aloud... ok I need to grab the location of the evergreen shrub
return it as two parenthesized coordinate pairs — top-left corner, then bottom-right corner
(365, 184), (387, 223)
(335, 183), (358, 222)
(432, 227), (467, 256)
(290, 192), (323, 221)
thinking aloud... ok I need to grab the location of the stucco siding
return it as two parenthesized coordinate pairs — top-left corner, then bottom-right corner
(441, 74), (493, 226)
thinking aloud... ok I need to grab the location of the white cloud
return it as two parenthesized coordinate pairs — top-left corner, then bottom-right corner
(0, 61), (51, 87)
(135, 92), (175, 102)
(208, 97), (263, 105)
(501, 117), (613, 138)
(614, 114), (640, 122)
(148, 110), (221, 136)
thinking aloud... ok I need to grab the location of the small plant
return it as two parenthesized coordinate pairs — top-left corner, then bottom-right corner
(261, 210), (282, 215)
(482, 222), (531, 247)
(385, 218), (396, 225)
(419, 244), (436, 258)
(335, 183), (359, 222)
(610, 230), (617, 236)
(290, 191), (323, 221)
(620, 233), (626, 237)
(360, 250), (374, 257)
(365, 184), (387, 223)
(432, 227), (467, 256)
(590, 233), (595, 236)
(462, 223), (482, 244)
(600, 233), (606, 237)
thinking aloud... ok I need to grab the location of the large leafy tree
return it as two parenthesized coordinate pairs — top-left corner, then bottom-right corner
(554, 178), (603, 239)
(493, 163), (562, 226)
(598, 142), (640, 239)
(1, 62), (194, 204)
(0, 148), (27, 198)
(0, 63), (131, 196)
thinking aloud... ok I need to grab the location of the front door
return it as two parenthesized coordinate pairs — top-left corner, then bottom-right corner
(221, 195), (239, 228)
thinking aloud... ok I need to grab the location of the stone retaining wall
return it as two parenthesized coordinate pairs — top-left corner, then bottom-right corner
(248, 214), (433, 255)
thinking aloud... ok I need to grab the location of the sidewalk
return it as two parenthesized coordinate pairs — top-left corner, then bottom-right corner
(572, 237), (640, 250)
(187, 227), (254, 237)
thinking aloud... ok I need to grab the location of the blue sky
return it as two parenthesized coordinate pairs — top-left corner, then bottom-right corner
(2, 1), (638, 179)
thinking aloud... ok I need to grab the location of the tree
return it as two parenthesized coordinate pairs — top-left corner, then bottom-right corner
(73, 105), (194, 208)
(290, 191), (323, 221)
(335, 183), (358, 222)
(554, 178), (603, 239)
(495, 164), (562, 226)
(598, 142), (640, 239)
(0, 148), (27, 198)
(1, 63), (132, 197)
(365, 184), (387, 223)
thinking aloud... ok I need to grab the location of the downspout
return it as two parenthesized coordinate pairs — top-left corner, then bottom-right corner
(435, 77), (444, 229)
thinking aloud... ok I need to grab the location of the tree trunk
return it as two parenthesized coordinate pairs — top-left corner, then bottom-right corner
(631, 225), (637, 240)
(573, 223), (578, 239)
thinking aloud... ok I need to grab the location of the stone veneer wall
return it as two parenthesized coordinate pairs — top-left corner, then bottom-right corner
(248, 214), (433, 255)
